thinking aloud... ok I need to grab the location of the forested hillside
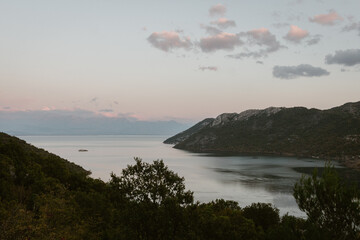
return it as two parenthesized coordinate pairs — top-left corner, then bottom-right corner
(0, 132), (359, 239)
(165, 101), (360, 170)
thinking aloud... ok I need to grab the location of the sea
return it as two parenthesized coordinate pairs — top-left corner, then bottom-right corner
(19, 134), (338, 217)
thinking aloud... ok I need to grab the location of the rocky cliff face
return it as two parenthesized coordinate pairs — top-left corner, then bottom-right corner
(210, 107), (283, 128)
(164, 101), (360, 170)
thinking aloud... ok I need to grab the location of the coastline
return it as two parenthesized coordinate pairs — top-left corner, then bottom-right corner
(172, 145), (360, 172)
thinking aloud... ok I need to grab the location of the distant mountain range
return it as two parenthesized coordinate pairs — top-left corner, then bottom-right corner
(0, 109), (191, 135)
(165, 101), (360, 170)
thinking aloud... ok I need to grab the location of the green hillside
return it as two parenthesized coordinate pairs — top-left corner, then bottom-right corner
(166, 102), (360, 170)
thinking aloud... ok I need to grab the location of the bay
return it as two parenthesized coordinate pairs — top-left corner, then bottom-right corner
(20, 134), (337, 217)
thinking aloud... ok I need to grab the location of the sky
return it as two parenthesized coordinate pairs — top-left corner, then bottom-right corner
(1, 0), (360, 122)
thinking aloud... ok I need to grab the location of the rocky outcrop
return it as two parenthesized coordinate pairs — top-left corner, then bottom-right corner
(210, 107), (283, 128)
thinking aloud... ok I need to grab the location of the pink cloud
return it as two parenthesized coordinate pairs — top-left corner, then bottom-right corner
(309, 11), (343, 26)
(41, 106), (56, 111)
(209, 4), (226, 17)
(211, 18), (236, 29)
(147, 31), (192, 52)
(99, 112), (117, 118)
(199, 32), (242, 52)
(248, 28), (270, 38)
(284, 25), (309, 43)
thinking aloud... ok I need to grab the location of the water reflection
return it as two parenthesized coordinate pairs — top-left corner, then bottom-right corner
(203, 155), (330, 195)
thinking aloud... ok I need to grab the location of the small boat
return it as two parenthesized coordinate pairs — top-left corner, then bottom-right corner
(78, 149), (88, 152)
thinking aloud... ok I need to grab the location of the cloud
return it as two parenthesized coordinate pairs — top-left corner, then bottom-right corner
(245, 28), (283, 53)
(284, 25), (309, 43)
(273, 64), (330, 79)
(309, 10), (343, 26)
(99, 109), (113, 113)
(41, 106), (54, 111)
(256, 61), (264, 64)
(147, 31), (192, 52)
(199, 32), (242, 52)
(306, 34), (322, 45)
(209, 4), (226, 17)
(325, 49), (360, 66)
(342, 22), (360, 36)
(227, 51), (264, 59)
(211, 18), (236, 29)
(199, 66), (218, 71)
(201, 24), (222, 35)
(228, 28), (284, 59)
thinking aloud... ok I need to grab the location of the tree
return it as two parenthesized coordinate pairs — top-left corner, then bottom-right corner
(293, 163), (360, 240)
(242, 202), (280, 232)
(186, 199), (260, 240)
(108, 158), (194, 239)
(266, 214), (306, 240)
(109, 158), (193, 206)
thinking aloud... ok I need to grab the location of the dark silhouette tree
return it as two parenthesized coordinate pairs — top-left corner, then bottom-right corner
(294, 163), (360, 240)
(109, 157), (193, 206)
(108, 158), (194, 239)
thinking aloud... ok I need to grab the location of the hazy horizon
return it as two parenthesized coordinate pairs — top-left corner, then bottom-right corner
(1, 0), (360, 121)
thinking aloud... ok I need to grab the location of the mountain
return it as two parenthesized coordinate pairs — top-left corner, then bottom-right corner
(0, 109), (191, 135)
(164, 101), (360, 169)
(164, 118), (214, 144)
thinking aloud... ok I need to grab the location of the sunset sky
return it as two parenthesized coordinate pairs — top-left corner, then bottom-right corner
(1, 0), (359, 121)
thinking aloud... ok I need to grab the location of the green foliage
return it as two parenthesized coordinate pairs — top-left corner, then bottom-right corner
(1, 132), (360, 239)
(186, 199), (261, 240)
(109, 158), (193, 206)
(0, 133), (108, 239)
(242, 202), (280, 232)
(294, 163), (360, 240)
(108, 158), (193, 239)
(266, 214), (306, 240)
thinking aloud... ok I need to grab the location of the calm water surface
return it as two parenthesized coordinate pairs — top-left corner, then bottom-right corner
(20, 135), (337, 217)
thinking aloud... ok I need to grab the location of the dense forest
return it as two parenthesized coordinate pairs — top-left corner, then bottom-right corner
(0, 132), (359, 239)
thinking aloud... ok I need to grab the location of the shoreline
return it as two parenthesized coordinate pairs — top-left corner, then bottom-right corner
(172, 145), (360, 172)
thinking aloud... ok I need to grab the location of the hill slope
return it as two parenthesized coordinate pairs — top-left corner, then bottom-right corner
(164, 102), (360, 169)
(0, 132), (112, 239)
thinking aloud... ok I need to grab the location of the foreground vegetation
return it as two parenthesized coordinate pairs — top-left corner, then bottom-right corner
(0, 132), (359, 239)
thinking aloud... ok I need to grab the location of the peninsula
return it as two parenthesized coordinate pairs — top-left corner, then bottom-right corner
(164, 101), (360, 170)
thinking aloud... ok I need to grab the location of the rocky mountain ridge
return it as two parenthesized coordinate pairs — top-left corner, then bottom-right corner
(164, 101), (360, 170)
(164, 107), (285, 144)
